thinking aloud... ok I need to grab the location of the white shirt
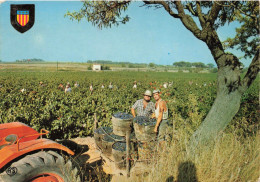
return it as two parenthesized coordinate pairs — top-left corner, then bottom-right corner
(155, 100), (168, 120)
(65, 87), (72, 93)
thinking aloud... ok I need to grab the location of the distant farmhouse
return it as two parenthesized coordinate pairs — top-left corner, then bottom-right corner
(92, 64), (101, 71)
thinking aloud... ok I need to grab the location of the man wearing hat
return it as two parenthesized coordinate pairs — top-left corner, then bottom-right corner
(131, 90), (155, 118)
(153, 90), (169, 141)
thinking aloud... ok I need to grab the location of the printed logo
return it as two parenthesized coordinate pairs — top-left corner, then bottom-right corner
(17, 10), (30, 26)
(10, 4), (35, 33)
(6, 167), (17, 176)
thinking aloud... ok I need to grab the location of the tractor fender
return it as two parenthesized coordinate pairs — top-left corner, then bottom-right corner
(0, 138), (75, 169)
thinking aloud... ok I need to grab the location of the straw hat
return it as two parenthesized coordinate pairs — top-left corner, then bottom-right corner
(153, 90), (160, 94)
(144, 90), (152, 96)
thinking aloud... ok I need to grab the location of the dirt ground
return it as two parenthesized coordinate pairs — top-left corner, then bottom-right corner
(68, 137), (107, 181)
(69, 137), (152, 182)
(71, 137), (102, 165)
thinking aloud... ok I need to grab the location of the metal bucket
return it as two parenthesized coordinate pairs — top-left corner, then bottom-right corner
(133, 116), (157, 142)
(112, 112), (133, 136)
(112, 141), (127, 170)
(94, 127), (113, 149)
(101, 134), (125, 158)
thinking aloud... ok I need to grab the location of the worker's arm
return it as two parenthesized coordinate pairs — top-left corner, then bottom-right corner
(154, 112), (162, 133)
(131, 108), (136, 118)
(131, 100), (139, 118)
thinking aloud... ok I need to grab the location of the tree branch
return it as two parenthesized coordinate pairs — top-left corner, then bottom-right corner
(240, 49), (260, 93)
(230, 2), (257, 19)
(206, 1), (223, 25)
(143, 1), (181, 18)
(174, 1), (203, 40)
(109, 1), (130, 9)
(215, 1), (257, 19)
(185, 3), (197, 16)
(196, 1), (206, 27)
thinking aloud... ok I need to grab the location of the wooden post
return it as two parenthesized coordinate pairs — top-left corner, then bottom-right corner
(94, 113), (98, 131)
(93, 113), (98, 149)
(126, 131), (131, 178)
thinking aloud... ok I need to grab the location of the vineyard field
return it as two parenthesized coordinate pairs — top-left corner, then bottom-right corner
(0, 71), (258, 139)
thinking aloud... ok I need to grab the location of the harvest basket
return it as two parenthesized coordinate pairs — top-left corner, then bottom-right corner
(101, 134), (125, 158)
(112, 112), (133, 136)
(133, 116), (157, 142)
(112, 141), (127, 169)
(112, 140), (138, 170)
(94, 127), (113, 149)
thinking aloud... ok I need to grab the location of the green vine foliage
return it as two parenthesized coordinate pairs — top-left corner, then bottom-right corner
(0, 71), (258, 139)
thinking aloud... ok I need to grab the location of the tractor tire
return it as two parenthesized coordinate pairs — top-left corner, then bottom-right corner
(0, 151), (81, 182)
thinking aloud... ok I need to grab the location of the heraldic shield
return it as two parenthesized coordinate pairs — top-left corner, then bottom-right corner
(10, 4), (35, 33)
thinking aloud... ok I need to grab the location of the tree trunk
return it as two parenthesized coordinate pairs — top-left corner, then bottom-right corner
(191, 63), (243, 146)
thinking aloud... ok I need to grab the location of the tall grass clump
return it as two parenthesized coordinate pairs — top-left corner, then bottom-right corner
(130, 94), (259, 182)
(137, 130), (259, 182)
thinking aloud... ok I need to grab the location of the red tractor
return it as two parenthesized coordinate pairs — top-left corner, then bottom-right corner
(0, 122), (81, 182)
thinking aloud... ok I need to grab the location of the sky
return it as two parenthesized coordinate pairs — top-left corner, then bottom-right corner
(0, 1), (251, 66)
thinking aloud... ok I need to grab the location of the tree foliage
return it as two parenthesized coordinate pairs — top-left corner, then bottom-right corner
(149, 63), (155, 67)
(101, 65), (111, 70)
(65, 1), (130, 29)
(207, 63), (215, 68)
(222, 1), (259, 58)
(173, 61), (191, 67)
(15, 58), (45, 63)
(173, 61), (209, 68)
(192, 62), (207, 68)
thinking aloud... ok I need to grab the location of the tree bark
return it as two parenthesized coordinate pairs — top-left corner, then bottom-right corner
(190, 91), (242, 147)
(191, 60), (243, 146)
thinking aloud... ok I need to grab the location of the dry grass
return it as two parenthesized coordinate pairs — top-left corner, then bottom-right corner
(128, 130), (259, 182)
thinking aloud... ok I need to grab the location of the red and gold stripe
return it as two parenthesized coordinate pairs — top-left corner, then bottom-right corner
(17, 14), (29, 26)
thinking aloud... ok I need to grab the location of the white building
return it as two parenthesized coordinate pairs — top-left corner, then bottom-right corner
(92, 64), (101, 71)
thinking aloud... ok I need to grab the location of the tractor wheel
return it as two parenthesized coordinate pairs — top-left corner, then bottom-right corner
(0, 151), (81, 182)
